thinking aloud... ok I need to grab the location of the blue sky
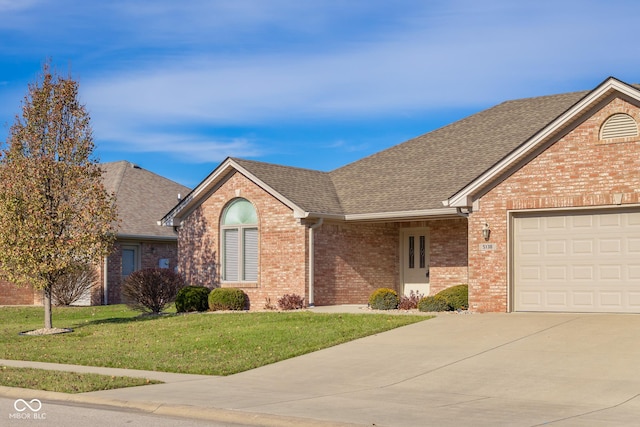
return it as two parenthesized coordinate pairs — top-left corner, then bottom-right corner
(1, 1), (640, 188)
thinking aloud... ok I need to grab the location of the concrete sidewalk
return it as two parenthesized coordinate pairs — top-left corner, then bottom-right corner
(3, 311), (640, 426)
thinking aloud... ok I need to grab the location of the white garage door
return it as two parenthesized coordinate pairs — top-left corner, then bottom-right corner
(513, 209), (640, 313)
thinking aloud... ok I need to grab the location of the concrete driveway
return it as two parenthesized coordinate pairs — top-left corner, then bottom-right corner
(71, 312), (640, 426)
(4, 312), (640, 426)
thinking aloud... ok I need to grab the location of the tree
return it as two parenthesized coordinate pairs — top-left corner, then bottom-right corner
(0, 63), (117, 329)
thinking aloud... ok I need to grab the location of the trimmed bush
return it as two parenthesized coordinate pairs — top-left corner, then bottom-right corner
(368, 288), (399, 310)
(122, 268), (186, 314)
(418, 294), (451, 312)
(417, 284), (469, 312)
(398, 290), (423, 310)
(277, 294), (305, 310)
(175, 286), (211, 313)
(438, 284), (469, 310)
(208, 288), (249, 311)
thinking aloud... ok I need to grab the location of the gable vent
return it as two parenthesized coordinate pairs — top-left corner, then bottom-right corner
(600, 113), (638, 140)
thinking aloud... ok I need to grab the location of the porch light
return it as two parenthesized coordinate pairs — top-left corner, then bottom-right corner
(482, 223), (491, 241)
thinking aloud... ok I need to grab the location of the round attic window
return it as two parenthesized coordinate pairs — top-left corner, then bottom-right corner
(599, 113), (638, 140)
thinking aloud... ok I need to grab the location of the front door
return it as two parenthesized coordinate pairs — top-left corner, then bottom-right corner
(402, 228), (430, 297)
(122, 246), (139, 278)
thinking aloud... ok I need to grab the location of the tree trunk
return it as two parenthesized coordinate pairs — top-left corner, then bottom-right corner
(44, 286), (53, 329)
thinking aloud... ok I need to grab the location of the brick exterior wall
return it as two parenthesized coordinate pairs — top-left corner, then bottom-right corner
(468, 96), (640, 312)
(0, 279), (39, 305)
(314, 218), (468, 305)
(421, 218), (468, 294)
(104, 239), (179, 305)
(314, 221), (400, 305)
(0, 239), (178, 306)
(179, 171), (308, 310)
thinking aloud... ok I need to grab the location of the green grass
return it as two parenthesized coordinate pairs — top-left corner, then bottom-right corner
(0, 305), (429, 376)
(0, 366), (162, 393)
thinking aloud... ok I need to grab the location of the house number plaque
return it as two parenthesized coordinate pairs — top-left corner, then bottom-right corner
(479, 243), (497, 251)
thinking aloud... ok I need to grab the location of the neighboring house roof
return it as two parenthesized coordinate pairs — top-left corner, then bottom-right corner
(102, 161), (190, 239)
(162, 77), (640, 225)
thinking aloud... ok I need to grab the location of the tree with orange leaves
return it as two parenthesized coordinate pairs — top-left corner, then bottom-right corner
(0, 63), (117, 329)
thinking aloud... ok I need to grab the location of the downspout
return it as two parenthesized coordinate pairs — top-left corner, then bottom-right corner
(308, 218), (323, 307)
(103, 256), (108, 305)
(455, 207), (471, 307)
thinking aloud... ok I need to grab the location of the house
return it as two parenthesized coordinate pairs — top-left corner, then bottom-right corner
(0, 160), (190, 306)
(161, 77), (640, 313)
(99, 161), (190, 305)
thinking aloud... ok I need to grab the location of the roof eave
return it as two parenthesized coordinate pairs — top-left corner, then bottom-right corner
(345, 208), (459, 222)
(117, 234), (178, 242)
(299, 208), (459, 222)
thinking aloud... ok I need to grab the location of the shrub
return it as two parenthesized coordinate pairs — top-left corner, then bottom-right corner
(418, 294), (451, 312)
(398, 290), (423, 310)
(368, 288), (399, 310)
(264, 297), (277, 310)
(438, 284), (469, 310)
(417, 284), (469, 312)
(175, 286), (211, 313)
(122, 268), (186, 314)
(52, 263), (97, 306)
(208, 288), (249, 311)
(277, 294), (305, 310)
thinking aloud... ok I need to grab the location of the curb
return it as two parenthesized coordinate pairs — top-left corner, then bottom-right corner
(0, 386), (365, 427)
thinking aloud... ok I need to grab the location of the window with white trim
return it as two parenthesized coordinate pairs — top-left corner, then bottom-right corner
(221, 198), (258, 282)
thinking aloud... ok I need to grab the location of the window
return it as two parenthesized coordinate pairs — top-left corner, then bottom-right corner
(221, 198), (258, 282)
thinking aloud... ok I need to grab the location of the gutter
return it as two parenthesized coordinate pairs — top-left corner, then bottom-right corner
(116, 234), (178, 242)
(296, 207), (460, 222)
(308, 218), (323, 307)
(455, 207), (471, 218)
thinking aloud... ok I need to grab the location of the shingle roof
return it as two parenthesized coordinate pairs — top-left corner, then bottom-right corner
(232, 158), (343, 214)
(101, 161), (190, 239)
(329, 90), (588, 214)
(229, 90), (588, 216)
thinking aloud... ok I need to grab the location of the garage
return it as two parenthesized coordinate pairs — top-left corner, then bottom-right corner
(513, 209), (640, 313)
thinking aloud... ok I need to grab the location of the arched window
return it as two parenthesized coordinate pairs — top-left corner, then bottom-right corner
(221, 198), (258, 282)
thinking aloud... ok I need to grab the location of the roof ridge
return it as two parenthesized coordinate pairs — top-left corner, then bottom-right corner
(231, 157), (330, 174)
(496, 88), (590, 104)
(105, 161), (128, 198)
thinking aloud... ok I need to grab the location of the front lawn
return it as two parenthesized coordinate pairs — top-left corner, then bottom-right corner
(0, 305), (429, 376)
(0, 366), (162, 393)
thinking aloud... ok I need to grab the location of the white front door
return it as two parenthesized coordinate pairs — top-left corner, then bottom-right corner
(401, 228), (430, 297)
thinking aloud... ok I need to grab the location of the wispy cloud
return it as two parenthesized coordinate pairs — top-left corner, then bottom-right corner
(2, 0), (640, 172)
(96, 129), (264, 164)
